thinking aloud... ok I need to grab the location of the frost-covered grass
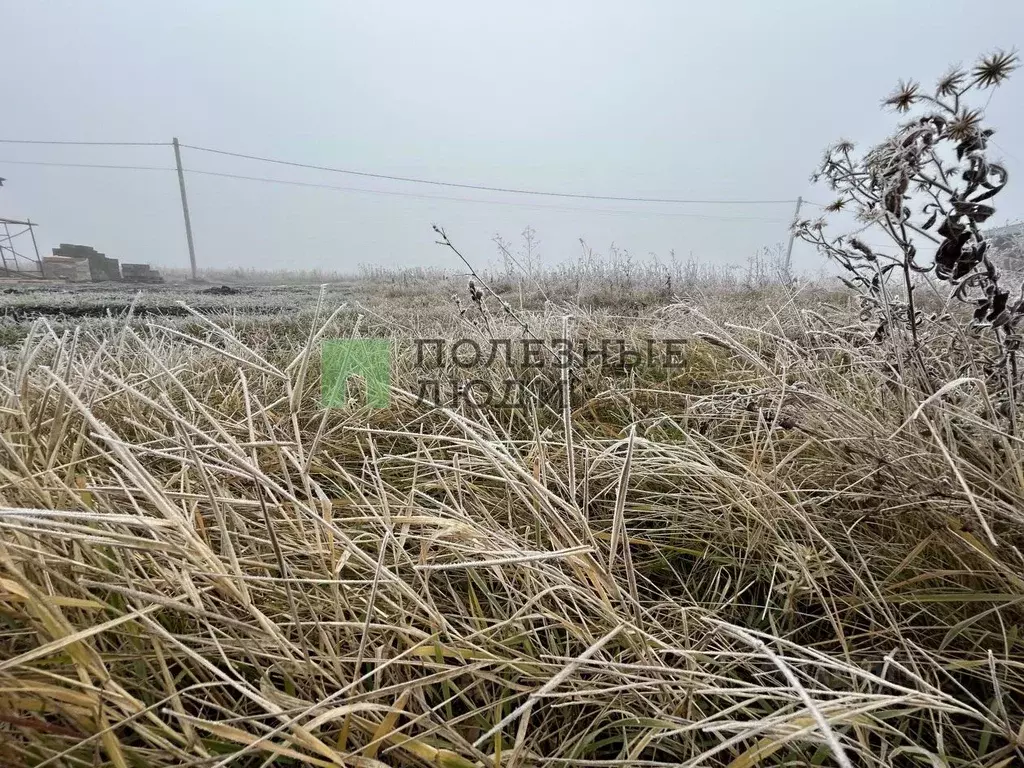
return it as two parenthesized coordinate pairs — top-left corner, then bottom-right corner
(1, 273), (1023, 767)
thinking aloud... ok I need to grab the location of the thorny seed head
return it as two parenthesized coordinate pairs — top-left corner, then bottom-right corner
(948, 109), (985, 141)
(883, 79), (920, 113)
(972, 49), (1019, 89)
(936, 66), (967, 96)
(825, 198), (848, 213)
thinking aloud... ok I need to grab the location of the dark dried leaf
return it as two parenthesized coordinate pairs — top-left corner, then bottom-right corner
(907, 243), (932, 274)
(935, 232), (971, 281)
(962, 156), (988, 185)
(971, 164), (1008, 203)
(953, 240), (985, 280)
(953, 260), (978, 281)
(981, 161), (1007, 190)
(922, 114), (948, 134)
(938, 216), (965, 239)
(992, 311), (1012, 328)
(954, 130), (992, 161)
(952, 201), (996, 223)
(990, 289), (1009, 319)
(900, 127), (927, 149)
(922, 210), (938, 230)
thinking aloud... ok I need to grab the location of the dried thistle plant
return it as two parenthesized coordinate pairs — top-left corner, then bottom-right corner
(797, 49), (1021, 413)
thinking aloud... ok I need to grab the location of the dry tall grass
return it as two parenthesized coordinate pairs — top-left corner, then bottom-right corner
(1, 282), (1023, 767)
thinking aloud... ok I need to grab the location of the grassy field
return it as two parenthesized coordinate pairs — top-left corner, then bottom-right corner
(1, 268), (1023, 767)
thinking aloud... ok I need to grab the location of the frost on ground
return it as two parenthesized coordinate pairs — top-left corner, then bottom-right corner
(0, 270), (1022, 767)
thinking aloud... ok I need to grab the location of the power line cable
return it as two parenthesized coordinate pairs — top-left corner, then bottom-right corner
(183, 168), (788, 221)
(0, 157), (786, 220)
(0, 159), (174, 172)
(0, 137), (799, 205)
(180, 142), (796, 205)
(0, 139), (169, 147)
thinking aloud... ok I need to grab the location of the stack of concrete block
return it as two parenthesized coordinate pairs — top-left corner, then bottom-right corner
(45, 243), (162, 283)
(85, 251), (111, 281)
(52, 244), (122, 282)
(42, 256), (92, 282)
(121, 263), (164, 284)
(102, 256), (121, 281)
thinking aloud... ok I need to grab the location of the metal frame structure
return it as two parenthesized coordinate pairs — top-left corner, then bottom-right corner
(0, 216), (43, 277)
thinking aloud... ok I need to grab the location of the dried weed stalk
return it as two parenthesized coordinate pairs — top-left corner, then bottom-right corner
(797, 50), (1021, 409)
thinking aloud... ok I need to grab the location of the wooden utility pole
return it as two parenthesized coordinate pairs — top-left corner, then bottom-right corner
(172, 137), (198, 281)
(784, 196), (803, 277)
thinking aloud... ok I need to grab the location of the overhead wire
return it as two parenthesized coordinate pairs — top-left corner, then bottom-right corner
(0, 156), (788, 221)
(182, 168), (789, 221)
(0, 158), (174, 172)
(179, 142), (797, 205)
(0, 139), (169, 146)
(0, 138), (800, 206)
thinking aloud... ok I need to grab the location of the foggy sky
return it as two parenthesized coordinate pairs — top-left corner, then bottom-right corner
(2, 1), (1022, 275)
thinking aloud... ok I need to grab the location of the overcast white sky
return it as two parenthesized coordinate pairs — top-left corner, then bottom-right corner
(1, 1), (1022, 275)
